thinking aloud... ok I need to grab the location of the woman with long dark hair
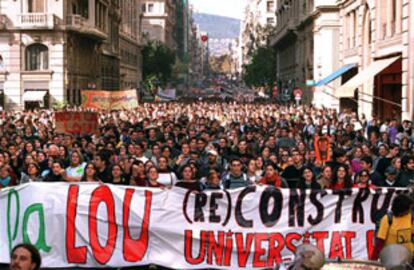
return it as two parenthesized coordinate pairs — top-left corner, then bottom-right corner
(110, 163), (128, 185)
(81, 162), (100, 182)
(354, 169), (376, 189)
(130, 160), (147, 186)
(146, 166), (165, 188)
(297, 167), (321, 189)
(175, 164), (203, 192)
(329, 165), (353, 189)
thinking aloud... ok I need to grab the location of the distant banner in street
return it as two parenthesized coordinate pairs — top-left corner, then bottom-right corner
(0, 184), (404, 269)
(55, 112), (99, 134)
(81, 90), (138, 110)
(157, 88), (176, 101)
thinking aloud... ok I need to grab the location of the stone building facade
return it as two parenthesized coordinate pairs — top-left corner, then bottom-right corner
(0, 0), (142, 110)
(141, 0), (176, 50)
(270, 0), (340, 104)
(335, 0), (412, 120)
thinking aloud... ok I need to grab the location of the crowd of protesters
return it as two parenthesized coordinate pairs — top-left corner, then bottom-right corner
(0, 102), (413, 191)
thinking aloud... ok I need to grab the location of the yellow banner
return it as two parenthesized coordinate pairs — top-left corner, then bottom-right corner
(81, 90), (138, 110)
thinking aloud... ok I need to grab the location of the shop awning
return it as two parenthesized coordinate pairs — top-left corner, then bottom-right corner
(314, 64), (357, 87)
(23, 90), (47, 102)
(336, 56), (400, 98)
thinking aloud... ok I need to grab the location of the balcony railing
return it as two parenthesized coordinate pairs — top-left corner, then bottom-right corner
(17, 13), (58, 29)
(66, 14), (107, 40)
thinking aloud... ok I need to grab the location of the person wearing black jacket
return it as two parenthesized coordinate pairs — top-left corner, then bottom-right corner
(44, 161), (65, 182)
(377, 166), (405, 187)
(360, 156), (383, 186)
(297, 167), (321, 189)
(93, 152), (112, 183)
(396, 155), (414, 187)
(281, 149), (305, 188)
(376, 144), (399, 178)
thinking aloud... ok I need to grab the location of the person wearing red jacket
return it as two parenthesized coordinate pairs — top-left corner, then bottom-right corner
(259, 162), (288, 188)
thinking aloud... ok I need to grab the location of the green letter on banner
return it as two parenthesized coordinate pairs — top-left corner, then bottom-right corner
(7, 189), (20, 253)
(22, 204), (51, 252)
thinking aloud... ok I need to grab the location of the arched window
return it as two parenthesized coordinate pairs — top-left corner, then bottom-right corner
(26, 43), (48, 71)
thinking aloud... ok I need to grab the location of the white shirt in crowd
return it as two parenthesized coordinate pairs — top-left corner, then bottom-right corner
(157, 172), (177, 187)
(65, 162), (87, 178)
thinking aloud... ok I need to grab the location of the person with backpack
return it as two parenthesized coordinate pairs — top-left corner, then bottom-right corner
(371, 194), (414, 261)
(222, 158), (251, 189)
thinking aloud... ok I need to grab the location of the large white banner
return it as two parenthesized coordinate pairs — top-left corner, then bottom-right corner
(0, 183), (404, 269)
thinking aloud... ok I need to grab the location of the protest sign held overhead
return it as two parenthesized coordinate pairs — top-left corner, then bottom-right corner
(54, 111), (99, 134)
(81, 90), (138, 110)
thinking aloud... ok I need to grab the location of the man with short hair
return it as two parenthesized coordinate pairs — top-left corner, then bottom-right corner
(10, 243), (41, 270)
(361, 156), (383, 186)
(222, 159), (250, 189)
(200, 149), (224, 178)
(376, 144), (399, 178)
(281, 149), (305, 188)
(397, 155), (414, 187)
(277, 128), (296, 149)
(93, 152), (111, 183)
(377, 166), (405, 187)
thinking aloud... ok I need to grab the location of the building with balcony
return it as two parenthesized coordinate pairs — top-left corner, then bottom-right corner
(240, 0), (277, 70)
(0, 0), (127, 110)
(270, 0), (340, 105)
(334, 0), (413, 120)
(141, 0), (176, 50)
(119, 0), (143, 90)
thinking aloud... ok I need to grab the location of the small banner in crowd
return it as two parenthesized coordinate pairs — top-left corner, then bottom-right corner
(0, 184), (403, 269)
(54, 112), (99, 134)
(315, 135), (332, 164)
(157, 88), (177, 101)
(81, 90), (138, 110)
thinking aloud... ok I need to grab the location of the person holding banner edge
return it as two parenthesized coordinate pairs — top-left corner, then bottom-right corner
(371, 194), (414, 264)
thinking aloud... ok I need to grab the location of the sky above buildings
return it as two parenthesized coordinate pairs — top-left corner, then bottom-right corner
(190, 0), (246, 19)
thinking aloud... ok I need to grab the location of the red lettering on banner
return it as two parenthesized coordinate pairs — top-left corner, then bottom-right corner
(366, 230), (375, 259)
(252, 233), (267, 267)
(73, 112), (81, 121)
(285, 233), (301, 253)
(123, 189), (152, 262)
(223, 231), (233, 266)
(88, 186), (117, 264)
(342, 231), (356, 259)
(206, 231), (224, 265)
(329, 232), (344, 259)
(66, 185), (87, 263)
(312, 231), (329, 254)
(268, 233), (284, 265)
(235, 233), (254, 267)
(72, 123), (82, 134)
(184, 230), (207, 265)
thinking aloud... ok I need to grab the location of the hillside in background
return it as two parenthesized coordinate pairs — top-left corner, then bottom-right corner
(193, 13), (240, 39)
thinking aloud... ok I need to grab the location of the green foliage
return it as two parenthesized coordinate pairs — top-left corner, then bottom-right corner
(243, 45), (276, 89)
(52, 101), (68, 110)
(142, 41), (176, 87)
